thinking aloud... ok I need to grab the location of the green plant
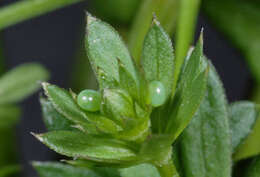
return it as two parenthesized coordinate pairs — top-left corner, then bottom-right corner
(0, 63), (49, 176)
(30, 13), (260, 177)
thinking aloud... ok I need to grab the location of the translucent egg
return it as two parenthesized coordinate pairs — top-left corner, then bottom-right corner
(77, 90), (101, 112)
(149, 81), (167, 107)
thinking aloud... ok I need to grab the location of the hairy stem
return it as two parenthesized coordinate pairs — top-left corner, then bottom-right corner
(0, 0), (83, 30)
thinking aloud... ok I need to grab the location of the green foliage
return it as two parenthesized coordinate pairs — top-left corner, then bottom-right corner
(86, 14), (138, 90)
(0, 0), (83, 30)
(40, 97), (74, 131)
(141, 18), (174, 99)
(128, 0), (178, 62)
(173, 0), (201, 95)
(34, 131), (137, 164)
(35, 15), (208, 177)
(119, 163), (160, 177)
(165, 37), (208, 141)
(0, 63), (49, 104)
(233, 113), (260, 161)
(176, 61), (232, 177)
(229, 101), (260, 153)
(33, 162), (102, 177)
(34, 12), (260, 177)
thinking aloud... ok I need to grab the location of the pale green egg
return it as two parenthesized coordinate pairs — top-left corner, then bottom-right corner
(149, 81), (167, 107)
(77, 90), (101, 112)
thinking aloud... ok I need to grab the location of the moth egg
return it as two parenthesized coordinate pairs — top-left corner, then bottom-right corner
(149, 81), (167, 107)
(77, 89), (101, 112)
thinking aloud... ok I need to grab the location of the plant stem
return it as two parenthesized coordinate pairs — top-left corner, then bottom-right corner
(156, 160), (179, 177)
(252, 84), (260, 104)
(128, 0), (178, 63)
(172, 0), (201, 97)
(0, 0), (83, 30)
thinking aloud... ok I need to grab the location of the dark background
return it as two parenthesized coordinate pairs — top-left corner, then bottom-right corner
(0, 1), (252, 177)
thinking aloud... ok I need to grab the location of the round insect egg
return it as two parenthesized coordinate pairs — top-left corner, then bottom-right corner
(149, 81), (167, 107)
(77, 89), (101, 112)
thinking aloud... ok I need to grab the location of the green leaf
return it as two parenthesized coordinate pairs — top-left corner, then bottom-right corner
(141, 17), (174, 99)
(34, 131), (137, 163)
(0, 63), (49, 104)
(85, 14), (138, 90)
(0, 0), (83, 30)
(0, 104), (20, 128)
(229, 101), (259, 153)
(173, 0), (201, 95)
(128, 0), (179, 62)
(233, 112), (260, 161)
(102, 89), (135, 127)
(165, 39), (208, 141)
(243, 155), (260, 177)
(119, 163), (160, 177)
(202, 0), (260, 83)
(33, 162), (102, 177)
(138, 135), (172, 166)
(0, 165), (20, 177)
(43, 83), (120, 134)
(43, 83), (98, 134)
(176, 62), (232, 177)
(40, 97), (75, 131)
(118, 61), (140, 103)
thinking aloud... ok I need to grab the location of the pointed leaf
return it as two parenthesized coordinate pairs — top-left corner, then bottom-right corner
(141, 18), (174, 98)
(34, 131), (137, 163)
(85, 14), (138, 89)
(40, 97), (74, 131)
(43, 83), (120, 134)
(0, 63), (49, 104)
(33, 162), (102, 177)
(43, 83), (98, 134)
(173, 0), (201, 93)
(176, 62), (232, 177)
(229, 101), (259, 153)
(165, 40), (208, 141)
(118, 62), (139, 102)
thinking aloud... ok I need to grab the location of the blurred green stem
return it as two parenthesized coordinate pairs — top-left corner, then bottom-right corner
(0, 0), (83, 30)
(128, 0), (179, 63)
(0, 34), (5, 75)
(252, 84), (260, 104)
(172, 0), (201, 97)
(156, 160), (179, 177)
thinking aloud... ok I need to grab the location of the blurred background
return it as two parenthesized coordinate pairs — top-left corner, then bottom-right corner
(0, 0), (254, 176)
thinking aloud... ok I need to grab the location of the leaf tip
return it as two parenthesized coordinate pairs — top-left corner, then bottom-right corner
(199, 28), (204, 46)
(152, 14), (160, 27)
(41, 82), (50, 90)
(86, 12), (97, 26)
(31, 132), (44, 142)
